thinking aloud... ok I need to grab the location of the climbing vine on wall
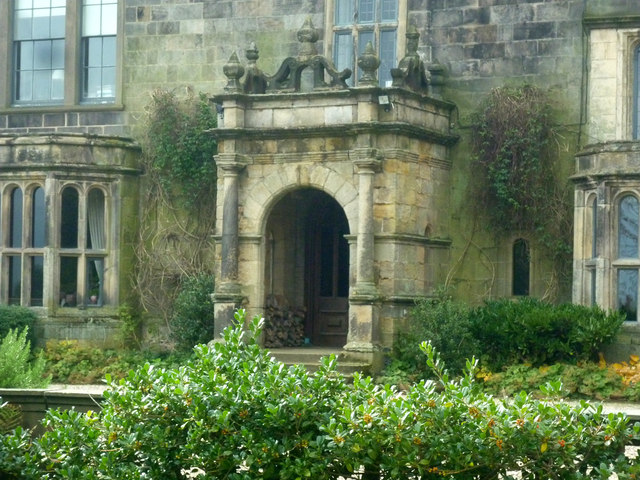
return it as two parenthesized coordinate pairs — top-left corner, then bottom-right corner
(133, 88), (218, 334)
(144, 88), (217, 206)
(470, 85), (572, 295)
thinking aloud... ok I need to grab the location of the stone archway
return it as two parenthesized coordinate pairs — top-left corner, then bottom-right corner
(264, 188), (349, 347)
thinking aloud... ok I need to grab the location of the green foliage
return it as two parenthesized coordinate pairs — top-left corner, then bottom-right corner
(144, 88), (217, 206)
(482, 362), (629, 401)
(470, 85), (573, 295)
(43, 340), (190, 384)
(169, 273), (215, 351)
(0, 305), (37, 348)
(382, 292), (478, 383)
(2, 311), (639, 479)
(469, 298), (625, 370)
(118, 303), (142, 349)
(471, 85), (555, 233)
(0, 401), (21, 435)
(0, 327), (49, 388)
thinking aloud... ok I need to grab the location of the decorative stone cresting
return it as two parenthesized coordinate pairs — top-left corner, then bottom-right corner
(223, 17), (352, 94)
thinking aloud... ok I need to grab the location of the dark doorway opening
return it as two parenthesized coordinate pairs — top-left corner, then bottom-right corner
(264, 188), (349, 347)
(305, 191), (349, 347)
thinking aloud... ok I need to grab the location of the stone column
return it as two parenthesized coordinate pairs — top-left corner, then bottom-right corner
(346, 148), (382, 354)
(213, 153), (248, 340)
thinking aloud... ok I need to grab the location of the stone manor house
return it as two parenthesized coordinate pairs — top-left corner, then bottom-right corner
(0, 0), (639, 361)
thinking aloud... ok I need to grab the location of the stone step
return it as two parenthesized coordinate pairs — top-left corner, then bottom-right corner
(268, 347), (371, 378)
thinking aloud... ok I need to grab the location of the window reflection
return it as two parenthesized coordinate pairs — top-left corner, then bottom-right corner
(618, 269), (639, 321)
(619, 195), (639, 258)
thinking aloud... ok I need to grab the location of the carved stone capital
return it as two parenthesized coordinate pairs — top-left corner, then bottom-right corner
(353, 148), (383, 173)
(216, 153), (250, 173)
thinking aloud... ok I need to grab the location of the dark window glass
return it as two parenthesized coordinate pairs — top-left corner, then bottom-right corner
(8, 255), (21, 305)
(512, 238), (530, 296)
(32, 187), (46, 248)
(60, 256), (77, 307)
(87, 257), (104, 306)
(592, 196), (597, 258)
(619, 195), (639, 258)
(618, 268), (639, 321)
(31, 255), (44, 306)
(61, 187), (79, 248)
(635, 46), (640, 139)
(10, 188), (23, 248)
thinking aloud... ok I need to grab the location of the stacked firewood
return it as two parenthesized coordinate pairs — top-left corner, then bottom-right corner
(264, 294), (306, 347)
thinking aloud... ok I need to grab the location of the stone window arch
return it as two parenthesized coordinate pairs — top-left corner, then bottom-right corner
(634, 42), (640, 139)
(615, 193), (640, 321)
(58, 182), (111, 308)
(0, 181), (46, 306)
(584, 192), (598, 305)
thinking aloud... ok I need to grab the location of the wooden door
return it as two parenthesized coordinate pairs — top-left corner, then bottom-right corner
(306, 198), (349, 347)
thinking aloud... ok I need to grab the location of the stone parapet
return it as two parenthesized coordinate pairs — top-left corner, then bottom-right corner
(0, 134), (141, 173)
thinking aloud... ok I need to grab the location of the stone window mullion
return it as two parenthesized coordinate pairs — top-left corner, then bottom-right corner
(64, 0), (80, 105)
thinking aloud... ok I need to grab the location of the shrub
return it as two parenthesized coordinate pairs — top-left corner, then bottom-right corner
(43, 340), (190, 384)
(481, 362), (628, 401)
(383, 292), (478, 382)
(169, 273), (215, 351)
(469, 298), (625, 370)
(0, 327), (49, 388)
(2, 311), (639, 479)
(0, 305), (37, 348)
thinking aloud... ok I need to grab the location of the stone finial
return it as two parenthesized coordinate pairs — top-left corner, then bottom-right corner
(297, 16), (319, 58)
(357, 41), (380, 86)
(223, 52), (245, 92)
(243, 42), (268, 94)
(246, 42), (259, 64)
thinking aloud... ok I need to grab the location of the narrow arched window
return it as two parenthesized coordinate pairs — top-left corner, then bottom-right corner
(32, 187), (45, 248)
(10, 187), (22, 248)
(592, 196), (598, 258)
(86, 188), (105, 249)
(512, 238), (530, 296)
(634, 45), (640, 139)
(619, 195), (639, 258)
(61, 186), (79, 248)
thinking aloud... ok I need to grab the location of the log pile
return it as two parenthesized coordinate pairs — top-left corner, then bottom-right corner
(264, 294), (306, 348)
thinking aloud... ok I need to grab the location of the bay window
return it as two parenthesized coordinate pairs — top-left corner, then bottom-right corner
(0, 180), (112, 308)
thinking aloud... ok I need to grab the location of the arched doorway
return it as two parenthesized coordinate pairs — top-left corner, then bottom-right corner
(264, 188), (349, 347)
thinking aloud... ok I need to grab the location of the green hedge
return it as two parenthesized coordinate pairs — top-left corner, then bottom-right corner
(469, 298), (625, 370)
(1, 311), (638, 479)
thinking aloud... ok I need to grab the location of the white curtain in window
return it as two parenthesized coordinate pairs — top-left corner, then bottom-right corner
(87, 189), (105, 249)
(87, 190), (105, 288)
